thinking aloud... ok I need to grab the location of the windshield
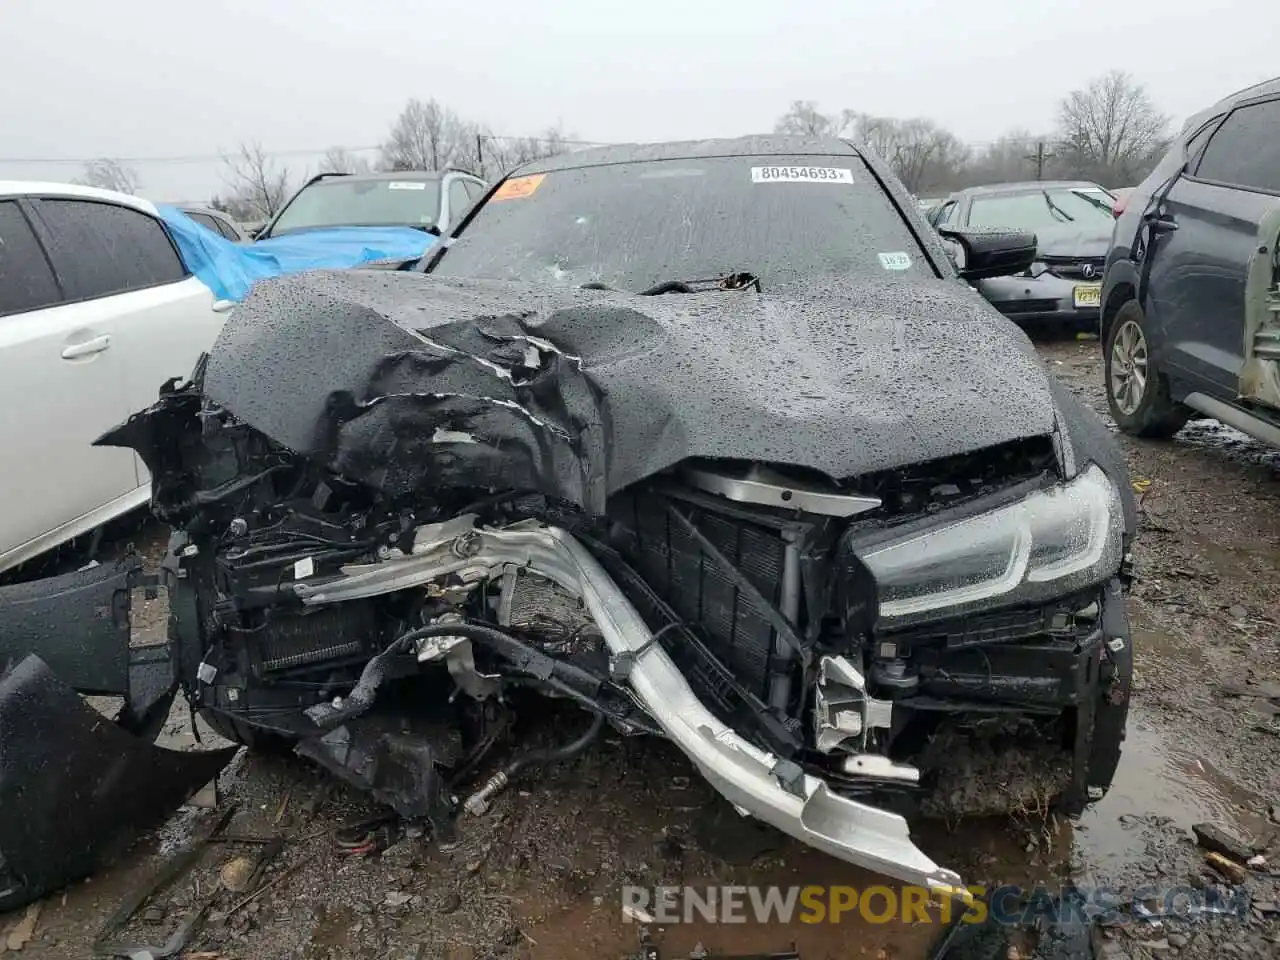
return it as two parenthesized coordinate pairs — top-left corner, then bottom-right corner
(431, 155), (935, 293)
(267, 178), (441, 236)
(966, 188), (1116, 230)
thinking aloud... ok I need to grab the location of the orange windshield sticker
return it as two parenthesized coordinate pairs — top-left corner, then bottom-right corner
(492, 174), (546, 200)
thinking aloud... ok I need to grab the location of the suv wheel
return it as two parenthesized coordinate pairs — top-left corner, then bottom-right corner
(1104, 301), (1189, 438)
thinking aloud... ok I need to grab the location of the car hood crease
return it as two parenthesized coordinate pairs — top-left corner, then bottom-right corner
(166, 271), (1059, 512)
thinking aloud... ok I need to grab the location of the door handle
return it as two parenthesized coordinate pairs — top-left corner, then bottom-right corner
(61, 334), (111, 359)
(212, 299), (236, 313)
(1144, 213), (1178, 233)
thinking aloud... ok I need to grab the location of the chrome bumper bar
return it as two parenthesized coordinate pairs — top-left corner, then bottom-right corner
(293, 519), (964, 893)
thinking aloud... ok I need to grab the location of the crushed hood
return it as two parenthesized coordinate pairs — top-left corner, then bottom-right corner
(152, 271), (1060, 513)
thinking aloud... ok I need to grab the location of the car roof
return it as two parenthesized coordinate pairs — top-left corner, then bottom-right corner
(1182, 75), (1280, 133)
(517, 135), (862, 175)
(0, 180), (159, 214)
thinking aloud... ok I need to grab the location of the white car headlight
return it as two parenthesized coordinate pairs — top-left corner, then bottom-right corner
(860, 465), (1123, 626)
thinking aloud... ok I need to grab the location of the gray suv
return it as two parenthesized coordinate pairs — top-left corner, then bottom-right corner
(1100, 77), (1280, 445)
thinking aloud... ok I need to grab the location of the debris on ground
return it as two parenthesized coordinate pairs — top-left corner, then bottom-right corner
(4, 902), (41, 951)
(1191, 822), (1255, 862)
(1206, 849), (1249, 885)
(218, 856), (256, 894)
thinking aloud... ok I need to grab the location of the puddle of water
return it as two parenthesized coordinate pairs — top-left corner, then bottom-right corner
(1074, 709), (1266, 874)
(520, 841), (943, 960)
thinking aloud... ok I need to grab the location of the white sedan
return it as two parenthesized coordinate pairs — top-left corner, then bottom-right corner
(0, 182), (232, 574)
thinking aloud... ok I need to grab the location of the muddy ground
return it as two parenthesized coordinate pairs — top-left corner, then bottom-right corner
(3, 336), (1280, 960)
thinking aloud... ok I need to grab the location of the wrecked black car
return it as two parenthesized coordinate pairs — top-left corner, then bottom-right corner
(3, 136), (1135, 904)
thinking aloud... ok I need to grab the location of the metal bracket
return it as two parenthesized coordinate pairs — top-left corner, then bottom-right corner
(812, 655), (893, 755)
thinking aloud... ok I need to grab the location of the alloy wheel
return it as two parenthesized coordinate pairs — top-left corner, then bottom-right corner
(1110, 319), (1149, 416)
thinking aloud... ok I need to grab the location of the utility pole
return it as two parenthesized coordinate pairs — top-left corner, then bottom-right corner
(475, 132), (485, 178)
(1025, 141), (1054, 180)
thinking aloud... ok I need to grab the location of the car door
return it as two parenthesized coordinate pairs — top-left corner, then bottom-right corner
(1148, 96), (1280, 396)
(0, 198), (139, 570)
(28, 197), (227, 488)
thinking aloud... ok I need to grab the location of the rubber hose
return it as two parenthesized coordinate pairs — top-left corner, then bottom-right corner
(499, 711), (606, 782)
(308, 620), (604, 730)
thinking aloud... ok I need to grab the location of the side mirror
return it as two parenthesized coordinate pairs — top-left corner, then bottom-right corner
(938, 226), (1038, 281)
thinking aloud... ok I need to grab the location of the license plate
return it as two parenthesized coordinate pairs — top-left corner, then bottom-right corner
(1073, 283), (1102, 308)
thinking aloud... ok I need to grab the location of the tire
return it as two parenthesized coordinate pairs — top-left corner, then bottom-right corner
(1103, 300), (1190, 438)
(198, 707), (298, 754)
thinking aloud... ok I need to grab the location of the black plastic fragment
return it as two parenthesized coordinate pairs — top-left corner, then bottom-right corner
(0, 654), (236, 912)
(295, 712), (461, 837)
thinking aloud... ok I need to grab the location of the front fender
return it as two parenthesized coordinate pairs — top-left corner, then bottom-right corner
(1047, 378), (1138, 539)
(1101, 257), (1143, 339)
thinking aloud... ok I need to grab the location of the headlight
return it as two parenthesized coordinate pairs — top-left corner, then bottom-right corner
(860, 465), (1123, 626)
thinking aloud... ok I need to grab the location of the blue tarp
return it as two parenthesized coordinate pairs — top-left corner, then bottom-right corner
(156, 206), (437, 302)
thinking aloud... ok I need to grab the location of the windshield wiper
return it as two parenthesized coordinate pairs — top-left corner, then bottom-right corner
(1070, 189), (1115, 216)
(1041, 191), (1075, 223)
(637, 271), (761, 296)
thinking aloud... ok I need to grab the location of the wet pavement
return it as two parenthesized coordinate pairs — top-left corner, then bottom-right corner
(3, 336), (1279, 959)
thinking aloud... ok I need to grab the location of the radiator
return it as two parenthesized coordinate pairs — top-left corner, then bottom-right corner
(608, 489), (789, 699)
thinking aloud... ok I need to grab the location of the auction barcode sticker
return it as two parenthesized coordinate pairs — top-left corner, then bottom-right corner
(751, 166), (853, 183)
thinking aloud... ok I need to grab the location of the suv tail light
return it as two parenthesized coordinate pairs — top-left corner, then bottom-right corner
(1112, 196), (1128, 217)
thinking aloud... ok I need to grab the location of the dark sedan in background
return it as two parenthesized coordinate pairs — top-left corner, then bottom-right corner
(930, 181), (1117, 331)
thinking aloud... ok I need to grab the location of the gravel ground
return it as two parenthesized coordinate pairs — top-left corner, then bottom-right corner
(3, 335), (1279, 960)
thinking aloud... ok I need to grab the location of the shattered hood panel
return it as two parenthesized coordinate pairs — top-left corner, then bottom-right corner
(198, 271), (1058, 511)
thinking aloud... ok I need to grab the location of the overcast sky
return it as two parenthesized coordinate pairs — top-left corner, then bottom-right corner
(2, 0), (1275, 201)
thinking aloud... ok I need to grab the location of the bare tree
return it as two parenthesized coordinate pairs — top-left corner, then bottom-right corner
(75, 159), (142, 194)
(769, 104), (969, 192)
(480, 125), (576, 177)
(773, 101), (841, 137)
(318, 146), (372, 175)
(1055, 71), (1170, 183)
(952, 130), (1039, 187)
(220, 142), (294, 219)
(379, 98), (467, 171)
(849, 114), (968, 194)
(448, 121), (489, 177)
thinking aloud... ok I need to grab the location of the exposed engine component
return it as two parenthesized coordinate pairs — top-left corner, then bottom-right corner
(497, 564), (601, 656)
(415, 611), (501, 700)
